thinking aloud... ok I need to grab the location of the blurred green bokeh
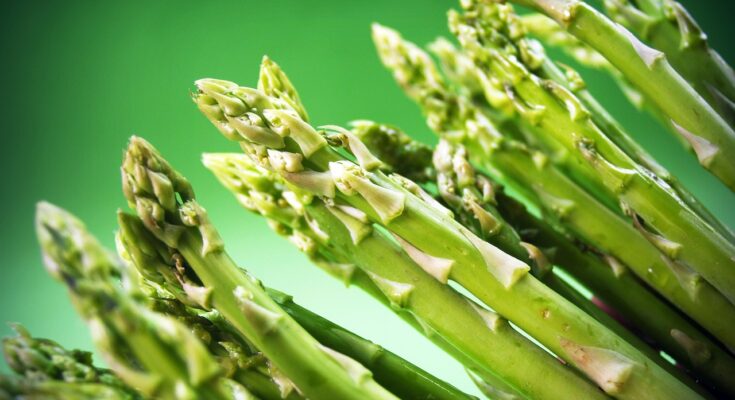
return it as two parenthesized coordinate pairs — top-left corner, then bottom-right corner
(1, 0), (732, 395)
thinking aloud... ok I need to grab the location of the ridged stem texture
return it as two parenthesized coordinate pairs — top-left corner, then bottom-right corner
(509, 0), (735, 191)
(370, 17), (735, 355)
(120, 136), (398, 400)
(451, 0), (735, 304)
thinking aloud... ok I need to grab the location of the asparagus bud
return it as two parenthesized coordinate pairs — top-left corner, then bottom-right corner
(2, 324), (141, 400)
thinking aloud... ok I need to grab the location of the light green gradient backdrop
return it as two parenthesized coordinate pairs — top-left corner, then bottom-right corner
(1, 0), (733, 395)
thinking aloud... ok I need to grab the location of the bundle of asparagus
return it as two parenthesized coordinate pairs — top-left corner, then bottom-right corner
(3, 0), (734, 399)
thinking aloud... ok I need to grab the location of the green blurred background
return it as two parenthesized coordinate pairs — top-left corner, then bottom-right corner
(1, 0), (733, 395)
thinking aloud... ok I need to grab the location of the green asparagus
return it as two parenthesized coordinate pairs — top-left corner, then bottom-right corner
(506, 0), (735, 191)
(6, 3), (735, 399)
(371, 21), (735, 355)
(120, 136), (399, 400)
(203, 151), (606, 400)
(450, 0), (735, 304)
(604, 0), (735, 127)
(35, 202), (254, 400)
(193, 65), (701, 398)
(1, 324), (141, 400)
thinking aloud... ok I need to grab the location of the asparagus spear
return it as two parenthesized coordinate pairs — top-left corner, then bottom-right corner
(35, 202), (254, 400)
(202, 152), (523, 399)
(120, 136), (398, 400)
(354, 120), (735, 395)
(1, 324), (141, 400)
(505, 0), (735, 191)
(514, 14), (735, 243)
(450, 0), (735, 303)
(370, 22), (735, 367)
(516, 13), (653, 113)
(194, 73), (700, 398)
(116, 230), (306, 400)
(118, 208), (470, 400)
(429, 137), (678, 365)
(267, 289), (479, 400)
(604, 0), (735, 126)
(203, 152), (604, 400)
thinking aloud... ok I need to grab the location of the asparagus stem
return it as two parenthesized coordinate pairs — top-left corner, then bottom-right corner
(116, 235), (304, 400)
(604, 0), (735, 127)
(35, 202), (252, 400)
(119, 202), (471, 400)
(450, 1), (735, 303)
(204, 152), (604, 400)
(508, 0), (735, 190)
(493, 188), (735, 395)
(519, 12), (735, 244)
(206, 149), (520, 399)
(120, 137), (399, 400)
(267, 288), (479, 400)
(371, 20), (735, 356)
(428, 137), (685, 375)
(357, 121), (735, 395)
(194, 71), (699, 398)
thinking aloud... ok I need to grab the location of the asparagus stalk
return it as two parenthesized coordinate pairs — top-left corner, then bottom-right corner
(202, 152), (523, 400)
(429, 137), (676, 365)
(604, 0), (735, 126)
(355, 120), (735, 395)
(434, 140), (714, 391)
(1, 324), (141, 400)
(118, 207), (469, 400)
(35, 202), (254, 400)
(370, 22), (735, 363)
(450, 0), (735, 304)
(516, 13), (654, 114)
(493, 188), (735, 395)
(203, 152), (605, 400)
(120, 136), (398, 400)
(116, 232), (306, 400)
(194, 72), (700, 398)
(267, 289), (479, 400)
(506, 0), (735, 191)
(515, 15), (735, 244)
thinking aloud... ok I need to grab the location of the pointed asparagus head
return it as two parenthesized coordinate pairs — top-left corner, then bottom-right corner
(35, 202), (117, 284)
(371, 23), (445, 100)
(2, 324), (126, 387)
(258, 56), (309, 121)
(372, 24), (479, 137)
(195, 72), (326, 159)
(122, 137), (224, 257)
